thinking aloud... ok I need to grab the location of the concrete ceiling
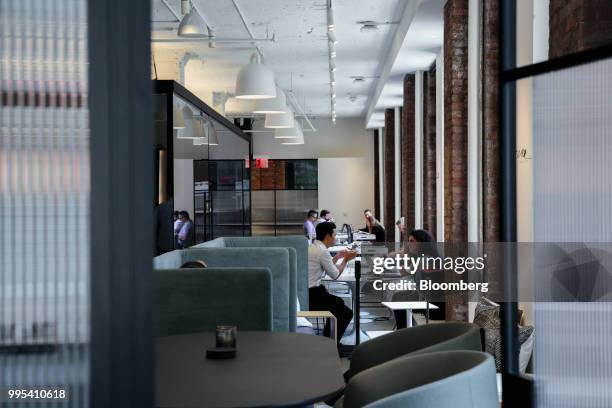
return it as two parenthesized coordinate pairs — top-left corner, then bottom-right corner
(152, 0), (443, 126)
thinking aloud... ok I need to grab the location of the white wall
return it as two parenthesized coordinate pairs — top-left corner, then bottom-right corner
(254, 118), (375, 228)
(174, 159), (194, 218)
(318, 157), (375, 228)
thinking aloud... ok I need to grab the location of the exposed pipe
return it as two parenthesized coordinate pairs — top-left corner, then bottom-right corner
(287, 91), (316, 132)
(230, 0), (264, 57)
(178, 52), (201, 85)
(151, 37), (275, 43)
(160, 0), (181, 21)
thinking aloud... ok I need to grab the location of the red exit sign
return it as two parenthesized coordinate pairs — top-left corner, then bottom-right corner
(254, 158), (268, 168)
(245, 156), (270, 169)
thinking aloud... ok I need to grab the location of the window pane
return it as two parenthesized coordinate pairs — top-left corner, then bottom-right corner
(1, 0), (90, 405)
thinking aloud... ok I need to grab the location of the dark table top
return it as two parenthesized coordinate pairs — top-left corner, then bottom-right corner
(156, 331), (345, 408)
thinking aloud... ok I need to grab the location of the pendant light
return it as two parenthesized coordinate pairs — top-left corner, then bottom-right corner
(274, 121), (303, 139)
(281, 133), (304, 145)
(224, 97), (257, 115)
(207, 118), (219, 146)
(173, 105), (185, 129)
(235, 53), (276, 99)
(176, 106), (197, 139)
(254, 86), (287, 114)
(265, 108), (294, 129)
(178, 1), (208, 38)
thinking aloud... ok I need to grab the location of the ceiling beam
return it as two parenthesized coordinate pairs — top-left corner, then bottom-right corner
(364, 0), (421, 128)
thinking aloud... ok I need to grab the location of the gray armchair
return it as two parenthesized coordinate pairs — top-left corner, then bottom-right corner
(346, 322), (483, 380)
(343, 351), (498, 408)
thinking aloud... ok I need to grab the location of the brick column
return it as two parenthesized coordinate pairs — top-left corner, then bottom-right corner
(374, 129), (380, 218)
(483, 0), (500, 242)
(444, 0), (468, 243)
(423, 65), (437, 237)
(384, 108), (395, 240)
(444, 0), (469, 321)
(402, 74), (416, 234)
(549, 0), (612, 59)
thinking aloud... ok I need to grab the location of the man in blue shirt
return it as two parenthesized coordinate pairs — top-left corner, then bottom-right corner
(177, 210), (194, 249)
(303, 209), (318, 241)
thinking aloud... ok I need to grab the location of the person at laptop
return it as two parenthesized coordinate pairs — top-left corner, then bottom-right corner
(392, 229), (446, 328)
(308, 222), (357, 343)
(314, 209), (333, 226)
(360, 209), (386, 242)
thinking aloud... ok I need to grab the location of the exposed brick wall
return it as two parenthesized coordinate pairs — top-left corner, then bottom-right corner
(549, 0), (612, 58)
(443, 0), (468, 243)
(374, 129), (380, 218)
(384, 108), (396, 241)
(402, 74), (416, 234)
(444, 0), (469, 321)
(482, 0), (500, 242)
(423, 65), (437, 238)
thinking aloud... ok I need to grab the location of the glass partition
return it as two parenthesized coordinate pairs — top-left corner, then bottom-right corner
(153, 81), (252, 245)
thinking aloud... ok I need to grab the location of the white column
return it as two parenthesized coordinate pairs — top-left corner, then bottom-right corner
(468, 0), (481, 243)
(394, 106), (401, 242)
(378, 127), (385, 225)
(533, 0), (549, 63)
(415, 71), (424, 229)
(435, 50), (445, 242)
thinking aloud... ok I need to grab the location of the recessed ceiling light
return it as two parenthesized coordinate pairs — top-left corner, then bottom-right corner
(360, 23), (378, 32)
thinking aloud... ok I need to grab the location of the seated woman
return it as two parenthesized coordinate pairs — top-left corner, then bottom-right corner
(392, 229), (446, 328)
(360, 209), (386, 242)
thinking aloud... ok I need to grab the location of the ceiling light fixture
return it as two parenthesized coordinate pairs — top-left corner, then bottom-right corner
(264, 108), (295, 128)
(173, 105), (186, 129)
(281, 132), (304, 145)
(254, 86), (287, 114)
(327, 2), (335, 32)
(235, 52), (276, 99)
(178, 1), (208, 38)
(206, 119), (219, 145)
(274, 121), (303, 139)
(328, 31), (337, 45)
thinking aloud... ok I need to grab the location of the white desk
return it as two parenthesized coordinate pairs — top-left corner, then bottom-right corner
(381, 301), (439, 328)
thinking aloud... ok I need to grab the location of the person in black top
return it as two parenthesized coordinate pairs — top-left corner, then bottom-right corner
(392, 229), (446, 328)
(360, 209), (386, 242)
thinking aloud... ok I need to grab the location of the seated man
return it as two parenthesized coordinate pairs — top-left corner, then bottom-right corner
(308, 222), (357, 344)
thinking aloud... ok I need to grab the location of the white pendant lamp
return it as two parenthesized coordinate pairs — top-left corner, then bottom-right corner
(274, 121), (303, 139)
(224, 97), (257, 115)
(173, 105), (185, 129)
(178, 2), (208, 38)
(206, 119), (219, 145)
(254, 87), (287, 114)
(177, 106), (197, 139)
(281, 133), (304, 145)
(192, 116), (207, 139)
(235, 53), (276, 99)
(265, 108), (294, 129)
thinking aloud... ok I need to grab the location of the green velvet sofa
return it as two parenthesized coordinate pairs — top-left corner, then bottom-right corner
(153, 268), (273, 336)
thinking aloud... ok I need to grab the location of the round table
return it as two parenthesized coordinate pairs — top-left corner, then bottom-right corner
(155, 331), (345, 407)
